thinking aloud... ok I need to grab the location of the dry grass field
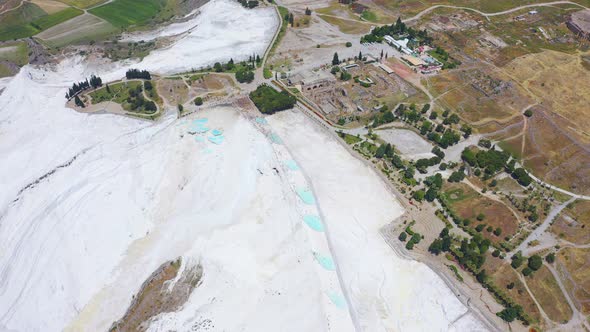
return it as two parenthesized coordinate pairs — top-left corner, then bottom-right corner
(508, 51), (590, 143)
(552, 200), (590, 245)
(36, 13), (116, 47)
(425, 68), (532, 126)
(442, 182), (520, 243)
(157, 78), (190, 106)
(557, 247), (590, 314)
(526, 265), (573, 323)
(488, 262), (543, 324)
(30, 0), (68, 14)
(520, 107), (590, 195)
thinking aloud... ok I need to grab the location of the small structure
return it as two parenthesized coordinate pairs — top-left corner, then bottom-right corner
(401, 55), (427, 67)
(292, 70), (336, 91)
(567, 9), (590, 40)
(375, 62), (394, 74)
(529, 10), (538, 15)
(384, 35), (413, 55)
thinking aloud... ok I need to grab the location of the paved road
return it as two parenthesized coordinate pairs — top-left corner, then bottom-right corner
(510, 197), (576, 256)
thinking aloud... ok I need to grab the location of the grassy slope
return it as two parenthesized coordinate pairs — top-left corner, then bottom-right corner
(0, 2), (47, 41)
(56, 0), (109, 9)
(89, 0), (164, 28)
(0, 42), (29, 65)
(31, 7), (83, 30)
(0, 3), (83, 41)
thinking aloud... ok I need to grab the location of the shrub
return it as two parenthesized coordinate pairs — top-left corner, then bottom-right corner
(399, 232), (407, 241)
(524, 109), (533, 117)
(236, 68), (255, 83)
(345, 41), (352, 47)
(522, 267), (533, 276)
(493, 227), (502, 236)
(194, 97), (203, 105)
(497, 306), (522, 322)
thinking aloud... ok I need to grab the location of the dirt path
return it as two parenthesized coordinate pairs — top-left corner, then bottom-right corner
(545, 263), (590, 331)
(0, 0), (25, 16)
(403, 1), (588, 23)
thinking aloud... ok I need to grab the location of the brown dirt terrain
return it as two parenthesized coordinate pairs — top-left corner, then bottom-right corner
(526, 265), (573, 323)
(157, 78), (190, 106)
(110, 259), (203, 332)
(552, 200), (590, 245)
(442, 182), (519, 243)
(556, 247), (590, 314)
(427, 68), (532, 127)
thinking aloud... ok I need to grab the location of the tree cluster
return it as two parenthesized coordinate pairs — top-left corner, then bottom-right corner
(65, 75), (103, 100)
(249, 84), (296, 114)
(126, 69), (151, 80)
(361, 17), (432, 45)
(236, 68), (254, 83)
(238, 0), (259, 8)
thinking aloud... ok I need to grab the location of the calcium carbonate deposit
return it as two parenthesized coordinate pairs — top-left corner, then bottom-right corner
(0, 0), (486, 331)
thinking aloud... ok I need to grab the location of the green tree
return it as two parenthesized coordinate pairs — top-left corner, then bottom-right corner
(425, 188), (437, 202)
(546, 253), (555, 263)
(476, 269), (487, 283)
(194, 97), (203, 106)
(528, 255), (543, 271)
(413, 190), (425, 202)
(332, 52), (340, 65)
(399, 232), (407, 241)
(375, 144), (386, 158)
(511, 252), (524, 269)
(497, 306), (522, 322)
(74, 95), (84, 108)
(428, 239), (443, 255)
(236, 68), (255, 83)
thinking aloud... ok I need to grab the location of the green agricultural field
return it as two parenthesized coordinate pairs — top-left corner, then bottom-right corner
(0, 3), (83, 41)
(0, 63), (13, 78)
(0, 42), (29, 66)
(30, 7), (83, 30)
(57, 0), (109, 9)
(0, 2), (46, 41)
(89, 0), (164, 28)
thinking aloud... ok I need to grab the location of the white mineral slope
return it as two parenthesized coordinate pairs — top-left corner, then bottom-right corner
(134, 0), (278, 74)
(268, 110), (488, 332)
(0, 64), (339, 331)
(0, 2), (328, 331)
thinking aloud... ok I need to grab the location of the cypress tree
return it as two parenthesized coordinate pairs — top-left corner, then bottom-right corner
(332, 52), (339, 65)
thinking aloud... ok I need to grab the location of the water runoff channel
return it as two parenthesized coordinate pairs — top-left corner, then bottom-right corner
(252, 116), (359, 331)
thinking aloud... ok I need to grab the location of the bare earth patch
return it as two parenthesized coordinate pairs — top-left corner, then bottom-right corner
(110, 259), (203, 332)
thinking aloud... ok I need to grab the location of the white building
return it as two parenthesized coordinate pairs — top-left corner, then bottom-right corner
(384, 35), (413, 55)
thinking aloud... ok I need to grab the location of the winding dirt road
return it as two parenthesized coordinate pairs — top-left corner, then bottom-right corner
(403, 1), (589, 22)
